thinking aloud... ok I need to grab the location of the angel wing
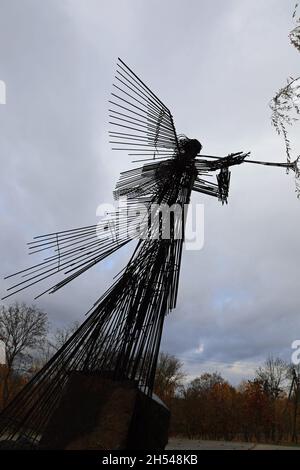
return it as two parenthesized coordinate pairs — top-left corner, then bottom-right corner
(2, 210), (132, 299)
(109, 58), (179, 160)
(3, 59), (180, 299)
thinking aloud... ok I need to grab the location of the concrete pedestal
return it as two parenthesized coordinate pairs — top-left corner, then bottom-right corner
(39, 372), (170, 450)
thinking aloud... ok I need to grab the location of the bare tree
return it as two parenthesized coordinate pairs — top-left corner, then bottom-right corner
(25, 321), (81, 377)
(255, 356), (288, 400)
(290, 2), (300, 52)
(154, 352), (185, 404)
(0, 302), (48, 405)
(51, 321), (80, 351)
(270, 3), (300, 194)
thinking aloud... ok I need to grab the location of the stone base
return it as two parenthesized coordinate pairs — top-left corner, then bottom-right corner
(0, 438), (37, 450)
(39, 372), (170, 450)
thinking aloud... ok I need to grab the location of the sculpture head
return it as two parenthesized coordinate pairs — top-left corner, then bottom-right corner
(187, 139), (202, 158)
(178, 136), (202, 160)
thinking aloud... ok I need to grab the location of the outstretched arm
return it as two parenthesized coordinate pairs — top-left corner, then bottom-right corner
(193, 152), (299, 203)
(193, 152), (250, 204)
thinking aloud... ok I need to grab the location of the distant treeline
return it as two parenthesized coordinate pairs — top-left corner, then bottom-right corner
(0, 303), (299, 445)
(154, 354), (300, 444)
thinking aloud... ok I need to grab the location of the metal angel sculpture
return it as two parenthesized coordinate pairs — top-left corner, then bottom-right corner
(0, 58), (299, 444)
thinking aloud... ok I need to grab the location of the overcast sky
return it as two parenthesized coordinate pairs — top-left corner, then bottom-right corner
(0, 0), (300, 384)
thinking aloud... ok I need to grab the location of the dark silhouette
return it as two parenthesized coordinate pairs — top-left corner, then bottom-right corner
(0, 59), (298, 446)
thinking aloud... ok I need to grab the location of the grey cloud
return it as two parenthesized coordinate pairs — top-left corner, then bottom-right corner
(0, 0), (299, 384)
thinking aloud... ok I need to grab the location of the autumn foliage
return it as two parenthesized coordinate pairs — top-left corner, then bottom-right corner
(154, 360), (300, 444)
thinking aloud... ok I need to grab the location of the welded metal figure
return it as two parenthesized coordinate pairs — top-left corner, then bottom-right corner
(0, 58), (298, 444)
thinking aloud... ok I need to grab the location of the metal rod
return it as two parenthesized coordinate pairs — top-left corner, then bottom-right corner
(198, 153), (294, 168)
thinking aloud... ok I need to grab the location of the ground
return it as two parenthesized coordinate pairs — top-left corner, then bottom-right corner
(166, 438), (300, 450)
